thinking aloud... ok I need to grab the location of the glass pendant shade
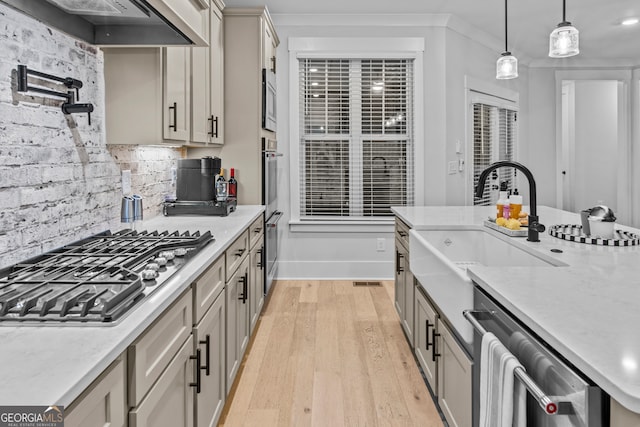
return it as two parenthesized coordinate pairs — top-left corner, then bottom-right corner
(496, 53), (518, 79)
(549, 23), (579, 57)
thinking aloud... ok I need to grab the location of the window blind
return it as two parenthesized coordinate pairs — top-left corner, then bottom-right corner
(299, 58), (414, 219)
(472, 102), (517, 206)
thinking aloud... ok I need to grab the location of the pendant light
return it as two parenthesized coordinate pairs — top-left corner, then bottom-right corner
(496, 0), (518, 80)
(549, 0), (579, 58)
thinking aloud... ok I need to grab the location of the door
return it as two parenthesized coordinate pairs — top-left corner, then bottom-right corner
(163, 47), (190, 141)
(225, 256), (250, 392)
(560, 79), (627, 219)
(194, 293), (226, 427)
(437, 320), (472, 427)
(129, 337), (195, 427)
(249, 238), (265, 334)
(415, 285), (438, 394)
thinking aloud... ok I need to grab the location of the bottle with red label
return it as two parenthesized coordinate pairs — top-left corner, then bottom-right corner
(228, 168), (237, 200)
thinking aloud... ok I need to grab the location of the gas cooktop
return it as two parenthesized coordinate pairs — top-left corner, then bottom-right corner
(0, 229), (213, 324)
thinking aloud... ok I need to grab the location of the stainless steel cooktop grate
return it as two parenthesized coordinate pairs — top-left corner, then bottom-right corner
(0, 229), (213, 324)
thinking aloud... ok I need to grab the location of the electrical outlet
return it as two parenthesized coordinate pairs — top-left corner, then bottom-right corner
(376, 238), (386, 252)
(122, 170), (132, 195)
(448, 161), (458, 174)
(458, 159), (465, 171)
(170, 167), (177, 185)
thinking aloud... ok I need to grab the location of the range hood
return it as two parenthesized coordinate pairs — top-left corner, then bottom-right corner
(1, 0), (196, 45)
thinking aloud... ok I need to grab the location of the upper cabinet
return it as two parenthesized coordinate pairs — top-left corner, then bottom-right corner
(105, 0), (225, 146)
(217, 6), (279, 205)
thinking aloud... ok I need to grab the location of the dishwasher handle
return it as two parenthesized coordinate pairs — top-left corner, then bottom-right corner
(463, 309), (573, 416)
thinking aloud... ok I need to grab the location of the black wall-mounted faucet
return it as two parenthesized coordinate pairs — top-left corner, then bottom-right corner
(475, 161), (546, 242)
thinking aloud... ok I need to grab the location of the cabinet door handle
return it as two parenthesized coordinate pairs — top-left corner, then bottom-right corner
(271, 56), (276, 73)
(425, 319), (432, 350)
(168, 102), (177, 131)
(208, 115), (219, 138)
(257, 248), (263, 269)
(238, 274), (248, 303)
(199, 335), (210, 376)
(396, 252), (404, 273)
(189, 349), (202, 393)
(432, 329), (441, 362)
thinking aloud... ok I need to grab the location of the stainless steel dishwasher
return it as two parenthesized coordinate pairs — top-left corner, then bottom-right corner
(465, 286), (608, 426)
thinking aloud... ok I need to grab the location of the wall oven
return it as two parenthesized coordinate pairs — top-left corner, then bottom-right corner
(262, 138), (282, 295)
(466, 286), (606, 426)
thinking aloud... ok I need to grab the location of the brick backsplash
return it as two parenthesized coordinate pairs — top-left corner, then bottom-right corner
(0, 4), (183, 269)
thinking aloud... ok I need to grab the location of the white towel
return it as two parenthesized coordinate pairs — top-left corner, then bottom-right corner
(479, 332), (527, 427)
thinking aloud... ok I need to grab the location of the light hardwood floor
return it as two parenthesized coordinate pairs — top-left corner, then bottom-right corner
(219, 280), (444, 427)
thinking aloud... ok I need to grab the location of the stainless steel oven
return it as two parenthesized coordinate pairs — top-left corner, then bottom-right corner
(262, 138), (282, 295)
(466, 287), (606, 426)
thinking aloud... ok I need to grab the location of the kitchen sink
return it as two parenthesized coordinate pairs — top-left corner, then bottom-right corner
(409, 227), (565, 346)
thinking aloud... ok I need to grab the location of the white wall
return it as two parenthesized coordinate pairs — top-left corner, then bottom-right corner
(271, 16), (530, 279)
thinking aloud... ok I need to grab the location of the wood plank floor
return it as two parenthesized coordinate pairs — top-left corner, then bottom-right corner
(219, 280), (444, 427)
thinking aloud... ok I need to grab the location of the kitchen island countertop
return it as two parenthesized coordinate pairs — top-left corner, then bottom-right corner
(0, 205), (264, 408)
(393, 205), (640, 414)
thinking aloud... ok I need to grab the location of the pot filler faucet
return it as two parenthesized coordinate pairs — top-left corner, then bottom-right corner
(475, 161), (546, 242)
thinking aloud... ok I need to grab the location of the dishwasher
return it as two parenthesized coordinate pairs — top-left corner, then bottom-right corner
(465, 286), (608, 426)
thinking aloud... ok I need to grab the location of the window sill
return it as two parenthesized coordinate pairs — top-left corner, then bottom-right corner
(289, 219), (395, 233)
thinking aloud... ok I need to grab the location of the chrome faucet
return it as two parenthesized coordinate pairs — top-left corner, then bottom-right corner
(475, 161), (545, 242)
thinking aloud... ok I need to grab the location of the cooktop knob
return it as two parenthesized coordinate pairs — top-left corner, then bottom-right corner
(155, 256), (168, 266)
(159, 250), (175, 261)
(146, 262), (160, 271)
(141, 269), (159, 280)
(174, 248), (188, 257)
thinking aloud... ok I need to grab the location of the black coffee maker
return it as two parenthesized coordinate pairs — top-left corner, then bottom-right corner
(163, 156), (237, 216)
(176, 157), (220, 201)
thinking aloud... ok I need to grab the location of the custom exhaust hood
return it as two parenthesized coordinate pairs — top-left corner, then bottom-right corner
(1, 0), (197, 46)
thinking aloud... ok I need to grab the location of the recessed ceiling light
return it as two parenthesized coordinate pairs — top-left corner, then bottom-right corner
(621, 18), (639, 26)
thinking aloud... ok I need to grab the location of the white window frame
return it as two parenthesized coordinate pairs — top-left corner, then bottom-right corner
(289, 37), (425, 232)
(464, 77), (519, 205)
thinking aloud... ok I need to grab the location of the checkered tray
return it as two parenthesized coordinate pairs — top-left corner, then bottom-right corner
(548, 224), (640, 246)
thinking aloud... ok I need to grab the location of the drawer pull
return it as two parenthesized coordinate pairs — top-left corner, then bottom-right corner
(235, 248), (246, 257)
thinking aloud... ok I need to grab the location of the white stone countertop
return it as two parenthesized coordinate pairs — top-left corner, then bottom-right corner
(0, 205), (264, 407)
(393, 205), (640, 414)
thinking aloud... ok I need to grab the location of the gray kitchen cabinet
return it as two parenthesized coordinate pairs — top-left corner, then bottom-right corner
(437, 318), (472, 427)
(193, 290), (226, 427)
(395, 217), (414, 347)
(249, 235), (264, 335)
(128, 289), (193, 407)
(129, 336), (195, 427)
(414, 280), (472, 427)
(104, 1), (225, 146)
(64, 355), (127, 427)
(190, 0), (225, 145)
(611, 399), (640, 426)
(225, 237), (250, 393)
(163, 46), (191, 141)
(219, 7), (279, 205)
(414, 285), (438, 393)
